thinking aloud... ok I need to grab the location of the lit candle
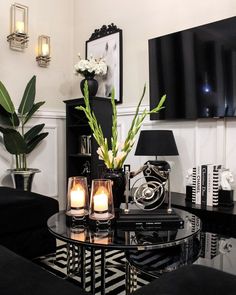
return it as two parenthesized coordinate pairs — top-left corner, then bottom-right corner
(70, 185), (85, 208)
(42, 43), (49, 56)
(93, 187), (109, 212)
(15, 21), (24, 33)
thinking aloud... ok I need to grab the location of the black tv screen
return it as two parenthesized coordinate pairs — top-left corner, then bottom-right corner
(149, 17), (236, 120)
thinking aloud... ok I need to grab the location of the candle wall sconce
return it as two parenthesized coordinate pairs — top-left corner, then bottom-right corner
(36, 35), (51, 67)
(7, 3), (29, 51)
(89, 179), (114, 225)
(66, 176), (89, 220)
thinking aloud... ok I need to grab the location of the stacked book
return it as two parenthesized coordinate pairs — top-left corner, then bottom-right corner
(192, 164), (222, 206)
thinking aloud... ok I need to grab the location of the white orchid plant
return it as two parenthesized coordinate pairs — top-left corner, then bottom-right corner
(76, 82), (166, 169)
(74, 54), (107, 78)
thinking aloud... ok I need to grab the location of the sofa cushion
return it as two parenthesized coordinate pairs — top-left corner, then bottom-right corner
(132, 264), (236, 295)
(0, 186), (59, 235)
(0, 245), (90, 295)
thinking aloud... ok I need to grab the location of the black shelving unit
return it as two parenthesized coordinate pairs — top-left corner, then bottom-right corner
(171, 192), (236, 237)
(64, 97), (112, 185)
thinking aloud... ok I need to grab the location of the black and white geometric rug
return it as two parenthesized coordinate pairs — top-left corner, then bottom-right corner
(35, 244), (154, 295)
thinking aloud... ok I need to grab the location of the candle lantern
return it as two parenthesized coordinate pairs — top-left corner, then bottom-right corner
(36, 35), (51, 67)
(89, 179), (115, 224)
(7, 3), (29, 50)
(66, 176), (89, 219)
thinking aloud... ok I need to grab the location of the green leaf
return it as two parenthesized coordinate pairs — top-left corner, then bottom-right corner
(0, 128), (27, 154)
(0, 81), (15, 114)
(23, 101), (45, 125)
(24, 124), (45, 143)
(26, 132), (49, 154)
(18, 76), (36, 115)
(0, 106), (20, 128)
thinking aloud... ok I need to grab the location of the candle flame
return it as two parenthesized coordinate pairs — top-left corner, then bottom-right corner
(95, 185), (109, 196)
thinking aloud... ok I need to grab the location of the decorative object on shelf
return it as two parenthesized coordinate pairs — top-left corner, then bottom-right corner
(89, 179), (115, 225)
(102, 168), (126, 209)
(185, 168), (193, 201)
(74, 54), (107, 97)
(79, 135), (91, 155)
(0, 75), (48, 191)
(219, 169), (234, 207)
(135, 130), (179, 213)
(191, 164), (223, 207)
(86, 23), (122, 103)
(220, 170), (234, 190)
(77, 82), (166, 208)
(36, 35), (51, 67)
(7, 3), (29, 51)
(66, 176), (89, 219)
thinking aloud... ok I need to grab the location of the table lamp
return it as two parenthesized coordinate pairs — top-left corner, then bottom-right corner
(135, 130), (179, 212)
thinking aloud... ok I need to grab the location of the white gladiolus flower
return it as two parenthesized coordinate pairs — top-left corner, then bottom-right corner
(114, 151), (127, 167)
(97, 147), (104, 160)
(108, 150), (113, 164)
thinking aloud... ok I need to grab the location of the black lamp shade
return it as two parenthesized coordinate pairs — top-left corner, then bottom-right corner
(135, 130), (179, 156)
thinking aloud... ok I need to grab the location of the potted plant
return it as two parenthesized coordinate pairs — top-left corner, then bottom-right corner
(0, 75), (48, 191)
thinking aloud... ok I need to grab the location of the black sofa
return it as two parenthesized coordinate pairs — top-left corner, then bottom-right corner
(0, 245), (89, 295)
(0, 186), (59, 258)
(132, 264), (236, 295)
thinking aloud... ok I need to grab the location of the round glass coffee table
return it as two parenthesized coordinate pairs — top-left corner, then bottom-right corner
(47, 208), (201, 295)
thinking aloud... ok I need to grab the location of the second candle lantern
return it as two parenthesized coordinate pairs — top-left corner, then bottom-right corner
(89, 179), (115, 222)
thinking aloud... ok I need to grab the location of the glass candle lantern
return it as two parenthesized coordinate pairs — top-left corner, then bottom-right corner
(66, 176), (89, 218)
(89, 179), (115, 221)
(7, 3), (29, 50)
(36, 35), (51, 67)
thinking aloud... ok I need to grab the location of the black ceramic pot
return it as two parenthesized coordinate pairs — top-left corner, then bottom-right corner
(80, 77), (98, 97)
(102, 168), (126, 210)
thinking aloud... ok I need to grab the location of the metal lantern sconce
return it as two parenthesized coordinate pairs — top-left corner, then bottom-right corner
(7, 3), (29, 51)
(36, 35), (51, 67)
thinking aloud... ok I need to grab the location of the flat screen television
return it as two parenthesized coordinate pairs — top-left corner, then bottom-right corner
(149, 16), (236, 120)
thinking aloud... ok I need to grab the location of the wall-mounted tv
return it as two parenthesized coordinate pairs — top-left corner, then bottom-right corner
(149, 16), (236, 120)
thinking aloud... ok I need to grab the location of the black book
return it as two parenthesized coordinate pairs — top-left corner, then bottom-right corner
(116, 209), (184, 230)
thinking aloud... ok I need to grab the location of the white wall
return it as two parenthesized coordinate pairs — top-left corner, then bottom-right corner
(0, 0), (74, 110)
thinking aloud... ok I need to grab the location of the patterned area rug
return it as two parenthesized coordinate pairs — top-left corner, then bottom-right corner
(35, 244), (154, 295)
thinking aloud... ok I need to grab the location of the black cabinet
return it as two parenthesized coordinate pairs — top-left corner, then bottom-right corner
(64, 97), (112, 185)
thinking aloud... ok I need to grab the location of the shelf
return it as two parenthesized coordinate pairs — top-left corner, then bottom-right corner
(170, 192), (236, 237)
(64, 97), (112, 183)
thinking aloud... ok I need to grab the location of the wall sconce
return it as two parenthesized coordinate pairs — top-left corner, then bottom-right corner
(36, 35), (51, 67)
(7, 3), (29, 51)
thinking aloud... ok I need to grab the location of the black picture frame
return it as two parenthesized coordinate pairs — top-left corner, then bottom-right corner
(86, 24), (123, 104)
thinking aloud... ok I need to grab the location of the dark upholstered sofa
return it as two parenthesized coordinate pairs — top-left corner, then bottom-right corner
(0, 245), (90, 295)
(0, 186), (59, 258)
(132, 264), (236, 295)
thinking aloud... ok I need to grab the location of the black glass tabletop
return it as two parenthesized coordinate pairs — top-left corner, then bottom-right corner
(47, 208), (201, 251)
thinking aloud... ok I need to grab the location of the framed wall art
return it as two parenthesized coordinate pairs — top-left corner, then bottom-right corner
(86, 23), (123, 104)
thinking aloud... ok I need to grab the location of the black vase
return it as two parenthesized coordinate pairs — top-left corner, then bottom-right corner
(80, 77), (98, 97)
(102, 168), (126, 210)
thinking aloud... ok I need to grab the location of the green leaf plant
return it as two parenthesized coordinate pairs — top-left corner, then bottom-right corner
(0, 76), (49, 171)
(76, 81), (166, 169)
